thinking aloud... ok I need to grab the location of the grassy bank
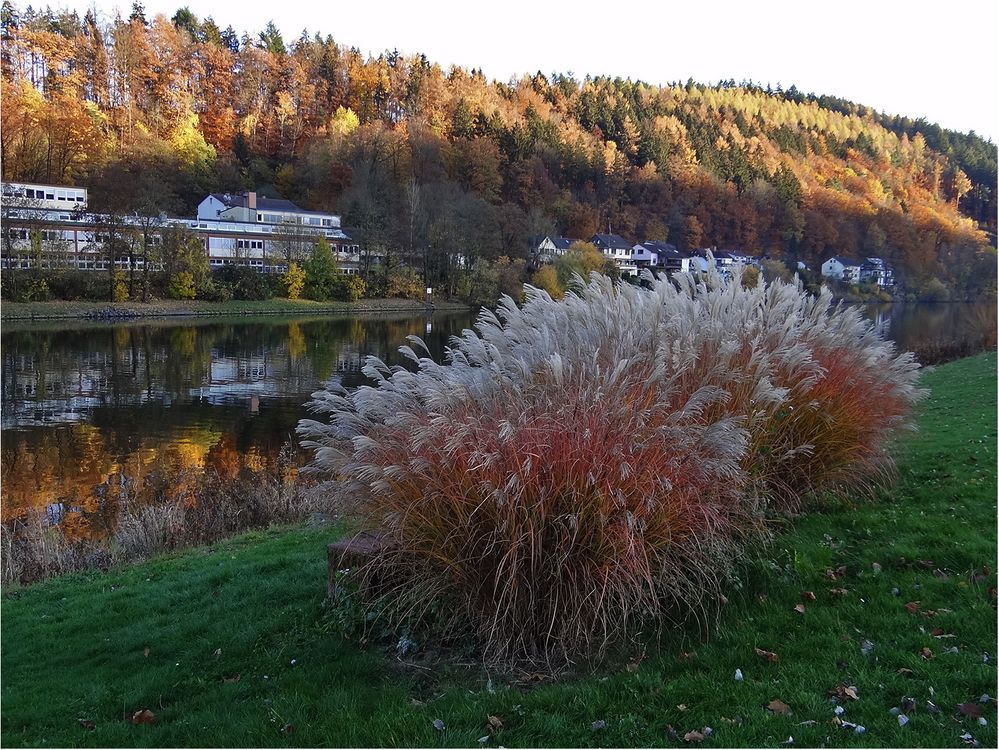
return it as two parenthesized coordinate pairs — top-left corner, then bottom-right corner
(1, 353), (995, 747)
(0, 297), (469, 321)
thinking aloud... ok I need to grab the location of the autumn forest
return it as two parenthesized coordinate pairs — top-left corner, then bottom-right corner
(1, 2), (996, 299)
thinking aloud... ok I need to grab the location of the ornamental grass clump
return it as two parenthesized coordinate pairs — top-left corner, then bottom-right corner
(299, 266), (923, 663)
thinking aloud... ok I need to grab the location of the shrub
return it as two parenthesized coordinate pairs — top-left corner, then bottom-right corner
(212, 266), (272, 300)
(112, 269), (129, 302)
(284, 263), (306, 299)
(300, 265), (923, 663)
(168, 271), (196, 300)
(329, 274), (366, 302)
(386, 267), (425, 300)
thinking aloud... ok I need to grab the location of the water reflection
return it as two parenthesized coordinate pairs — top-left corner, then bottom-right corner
(1, 312), (475, 530)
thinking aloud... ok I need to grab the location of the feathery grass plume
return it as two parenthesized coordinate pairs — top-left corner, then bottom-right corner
(299, 264), (923, 663)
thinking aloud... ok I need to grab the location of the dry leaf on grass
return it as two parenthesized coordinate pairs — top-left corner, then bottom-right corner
(486, 715), (503, 734)
(793, 603), (806, 614)
(800, 591), (816, 601)
(828, 683), (860, 701)
(959, 703), (984, 719)
(755, 647), (779, 662)
(684, 730), (705, 742)
(920, 647), (934, 660)
(767, 699), (792, 715)
(77, 719), (95, 730)
(905, 601), (920, 614)
(130, 710), (155, 725)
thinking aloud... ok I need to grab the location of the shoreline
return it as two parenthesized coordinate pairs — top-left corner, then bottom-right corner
(0, 297), (471, 322)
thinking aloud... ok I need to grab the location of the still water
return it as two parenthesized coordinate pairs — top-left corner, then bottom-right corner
(1, 302), (994, 529)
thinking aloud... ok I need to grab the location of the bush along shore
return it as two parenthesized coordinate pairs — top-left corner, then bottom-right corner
(300, 270), (925, 665)
(0, 352), (994, 747)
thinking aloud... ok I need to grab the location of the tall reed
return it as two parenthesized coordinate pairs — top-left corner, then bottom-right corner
(300, 265), (923, 663)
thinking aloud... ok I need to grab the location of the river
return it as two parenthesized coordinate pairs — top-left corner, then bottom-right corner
(1, 302), (994, 534)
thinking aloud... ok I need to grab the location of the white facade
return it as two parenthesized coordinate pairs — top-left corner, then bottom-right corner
(821, 257), (862, 283)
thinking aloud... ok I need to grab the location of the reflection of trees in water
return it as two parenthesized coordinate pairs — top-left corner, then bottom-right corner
(1, 312), (476, 538)
(858, 303), (997, 353)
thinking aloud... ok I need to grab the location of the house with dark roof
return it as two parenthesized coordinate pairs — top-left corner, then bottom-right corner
(531, 235), (576, 265)
(590, 233), (637, 275)
(631, 241), (691, 274)
(821, 256), (864, 284)
(197, 191), (341, 229)
(859, 256), (895, 288)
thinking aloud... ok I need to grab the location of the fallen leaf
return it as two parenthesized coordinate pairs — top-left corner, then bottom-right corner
(677, 704), (688, 712)
(755, 647), (779, 662)
(678, 651), (696, 662)
(410, 698), (425, 707)
(793, 603), (806, 614)
(143, 647), (149, 658)
(666, 724), (679, 740)
(432, 718), (445, 732)
(684, 730), (705, 742)
(828, 683), (859, 701)
(829, 587), (848, 597)
(486, 715), (503, 734)
(927, 701), (941, 714)
(77, 719), (95, 730)
(720, 716), (743, 725)
(767, 699), (792, 715)
(900, 697), (916, 713)
(898, 714), (909, 727)
(917, 559), (934, 569)
(920, 647), (934, 660)
(897, 667), (914, 676)
(591, 719), (606, 731)
(905, 601), (920, 614)
(798, 720), (817, 726)
(734, 668), (744, 681)
(213, 648), (222, 657)
(222, 674), (241, 684)
(130, 709), (155, 725)
(757, 593), (769, 602)
(931, 627), (945, 636)
(959, 703), (984, 719)
(860, 639), (874, 656)
(800, 591), (816, 601)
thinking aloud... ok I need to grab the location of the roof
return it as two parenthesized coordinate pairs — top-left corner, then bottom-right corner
(209, 193), (334, 217)
(551, 236), (575, 250)
(591, 233), (631, 249)
(826, 256), (863, 267)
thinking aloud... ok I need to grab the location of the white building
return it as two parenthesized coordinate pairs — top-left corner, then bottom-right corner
(821, 256), (864, 284)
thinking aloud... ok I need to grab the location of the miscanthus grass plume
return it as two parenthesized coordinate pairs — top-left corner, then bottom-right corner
(299, 266), (923, 664)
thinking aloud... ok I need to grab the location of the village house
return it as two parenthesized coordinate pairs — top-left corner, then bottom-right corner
(821, 256), (863, 284)
(530, 235), (575, 266)
(591, 233), (638, 275)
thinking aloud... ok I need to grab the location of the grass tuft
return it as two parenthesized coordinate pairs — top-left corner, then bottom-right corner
(300, 268), (923, 664)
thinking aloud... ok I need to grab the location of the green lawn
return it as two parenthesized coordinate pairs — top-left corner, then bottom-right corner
(2, 353), (995, 748)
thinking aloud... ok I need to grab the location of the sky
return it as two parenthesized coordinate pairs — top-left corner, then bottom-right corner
(76, 0), (998, 142)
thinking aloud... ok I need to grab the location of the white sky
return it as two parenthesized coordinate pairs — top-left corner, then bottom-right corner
(77, 0), (998, 142)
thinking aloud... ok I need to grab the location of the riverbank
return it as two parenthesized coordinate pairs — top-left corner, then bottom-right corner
(1, 353), (995, 747)
(0, 297), (470, 321)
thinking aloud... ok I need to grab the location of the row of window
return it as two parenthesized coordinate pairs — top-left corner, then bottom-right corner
(6, 187), (87, 203)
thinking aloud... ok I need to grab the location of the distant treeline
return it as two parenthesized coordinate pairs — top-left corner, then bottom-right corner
(1, 3), (995, 299)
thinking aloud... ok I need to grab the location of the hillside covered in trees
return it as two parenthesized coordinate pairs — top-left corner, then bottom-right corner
(2, 2), (996, 299)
